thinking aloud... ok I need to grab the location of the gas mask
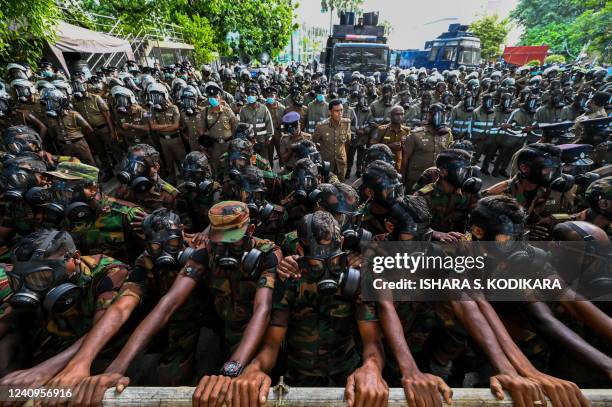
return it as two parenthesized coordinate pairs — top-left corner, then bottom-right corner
(117, 155), (153, 193)
(148, 91), (167, 111)
(471, 210), (530, 263)
(500, 94), (513, 112)
(282, 120), (299, 135)
(13, 85), (32, 104)
(0, 166), (50, 205)
(440, 160), (482, 194)
(430, 108), (446, 129)
(482, 96), (494, 113)
(46, 180), (96, 223)
(212, 239), (264, 280)
(292, 168), (320, 204)
(180, 96), (197, 115)
(8, 233), (82, 314)
(524, 96), (538, 113)
(44, 95), (65, 118)
(0, 97), (10, 117)
(298, 216), (360, 298)
(382, 92), (393, 106)
(114, 94), (131, 114)
(144, 229), (192, 269)
(550, 91), (565, 108)
(340, 212), (373, 253)
(464, 94), (475, 112)
(521, 154), (562, 187)
(180, 163), (213, 195)
(72, 81), (87, 100)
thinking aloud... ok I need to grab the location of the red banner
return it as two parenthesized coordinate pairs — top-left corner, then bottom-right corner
(503, 45), (549, 66)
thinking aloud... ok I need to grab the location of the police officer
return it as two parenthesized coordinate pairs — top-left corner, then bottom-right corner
(402, 103), (453, 192)
(263, 86), (285, 165)
(72, 75), (116, 180)
(368, 83), (395, 129)
(484, 92), (514, 177)
(178, 85), (204, 152)
(239, 84), (274, 158)
(470, 93), (496, 172)
(449, 91), (475, 139)
(352, 94), (372, 177)
(534, 88), (565, 124)
(313, 100), (351, 182)
(305, 84), (329, 133)
(573, 91), (610, 143)
(279, 111), (312, 172)
(370, 105), (409, 172)
(145, 82), (184, 183)
(42, 88), (96, 165)
(111, 86), (151, 148)
(561, 91), (588, 122)
(197, 82), (238, 177)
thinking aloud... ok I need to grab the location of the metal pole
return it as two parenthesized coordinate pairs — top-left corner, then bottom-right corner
(329, 6), (333, 34)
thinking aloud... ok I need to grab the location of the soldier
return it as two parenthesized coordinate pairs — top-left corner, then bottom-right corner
(72, 76), (116, 180)
(0, 229), (131, 376)
(232, 211), (388, 406)
(110, 86), (152, 148)
(561, 91), (588, 122)
(484, 143), (575, 240)
(484, 92), (514, 177)
(573, 91), (610, 143)
(178, 85), (204, 152)
(42, 89), (96, 165)
(0, 90), (47, 137)
(402, 103), (453, 193)
(263, 86), (285, 165)
(470, 93), (495, 172)
(449, 91), (475, 140)
(145, 82), (184, 183)
(571, 177), (612, 239)
(370, 105), (409, 172)
(113, 144), (178, 212)
(312, 100), (351, 182)
(197, 82), (238, 177)
(304, 83), (329, 133)
(44, 162), (145, 263)
(239, 84), (274, 158)
(278, 111), (312, 172)
(405, 90), (432, 126)
(415, 149), (481, 240)
(175, 151), (220, 232)
(337, 86), (358, 178)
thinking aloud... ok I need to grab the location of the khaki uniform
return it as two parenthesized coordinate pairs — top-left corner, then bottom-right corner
(279, 131), (312, 171)
(198, 104), (238, 176)
(150, 104), (184, 181)
(375, 123), (409, 171)
(534, 105), (563, 124)
(560, 104), (582, 122)
(239, 102), (274, 157)
(73, 94), (115, 170)
(180, 108), (205, 152)
(572, 107), (607, 144)
(305, 100), (329, 133)
(265, 101), (286, 164)
(46, 110), (95, 165)
(367, 99), (394, 127)
(283, 104), (308, 131)
(482, 108), (513, 172)
(313, 118), (351, 182)
(403, 125), (453, 192)
(113, 104), (152, 147)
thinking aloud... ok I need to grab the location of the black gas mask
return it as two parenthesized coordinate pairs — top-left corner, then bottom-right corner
(440, 160), (482, 194)
(72, 81), (87, 100)
(292, 167), (321, 204)
(180, 162), (213, 195)
(212, 238), (264, 280)
(430, 106), (446, 129)
(117, 155), (153, 193)
(482, 96), (494, 113)
(180, 95), (197, 116)
(13, 84), (32, 104)
(44, 94), (66, 118)
(144, 228), (192, 269)
(524, 96), (538, 113)
(46, 180), (96, 223)
(147, 91), (167, 111)
(340, 212), (372, 253)
(386, 201), (433, 242)
(114, 93), (131, 114)
(369, 176), (404, 209)
(0, 166), (51, 205)
(464, 94), (475, 112)
(0, 97), (10, 117)
(500, 94), (513, 112)
(550, 91), (565, 108)
(282, 119), (299, 135)
(298, 215), (360, 298)
(471, 209), (530, 262)
(8, 232), (82, 314)
(382, 92), (393, 106)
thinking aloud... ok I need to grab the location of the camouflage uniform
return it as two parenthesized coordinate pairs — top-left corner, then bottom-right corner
(113, 177), (178, 213)
(270, 278), (378, 386)
(279, 131), (312, 171)
(415, 182), (479, 233)
(175, 182), (222, 232)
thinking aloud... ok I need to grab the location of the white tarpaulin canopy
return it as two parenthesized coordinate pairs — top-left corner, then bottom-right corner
(45, 21), (135, 76)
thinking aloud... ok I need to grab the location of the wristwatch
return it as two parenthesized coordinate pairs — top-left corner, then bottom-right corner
(220, 360), (244, 377)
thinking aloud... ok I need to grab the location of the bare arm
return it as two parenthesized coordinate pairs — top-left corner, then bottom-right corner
(560, 300), (612, 342)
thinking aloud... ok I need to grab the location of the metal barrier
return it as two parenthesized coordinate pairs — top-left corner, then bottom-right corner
(101, 387), (612, 406)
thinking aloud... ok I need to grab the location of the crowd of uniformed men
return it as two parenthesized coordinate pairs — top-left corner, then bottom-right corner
(0, 58), (609, 407)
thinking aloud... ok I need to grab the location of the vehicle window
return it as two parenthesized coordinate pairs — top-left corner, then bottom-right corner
(333, 47), (388, 71)
(429, 47), (439, 62)
(441, 47), (455, 61)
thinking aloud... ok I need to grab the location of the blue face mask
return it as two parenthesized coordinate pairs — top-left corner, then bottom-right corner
(208, 97), (220, 107)
(265, 97), (275, 104)
(340, 98), (348, 104)
(246, 95), (257, 104)
(316, 94), (325, 102)
(42, 70), (53, 78)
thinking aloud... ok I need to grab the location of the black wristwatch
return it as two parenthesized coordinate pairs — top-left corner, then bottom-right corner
(220, 360), (244, 377)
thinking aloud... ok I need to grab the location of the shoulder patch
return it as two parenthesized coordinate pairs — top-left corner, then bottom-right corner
(417, 183), (435, 195)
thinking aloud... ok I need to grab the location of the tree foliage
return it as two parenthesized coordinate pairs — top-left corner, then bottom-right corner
(320, 0), (364, 12)
(468, 15), (511, 60)
(0, 0), (60, 70)
(511, 0), (610, 61)
(545, 54), (566, 64)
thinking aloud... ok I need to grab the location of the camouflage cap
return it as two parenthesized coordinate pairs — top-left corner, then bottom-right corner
(208, 201), (250, 243)
(586, 176), (612, 202)
(45, 161), (99, 182)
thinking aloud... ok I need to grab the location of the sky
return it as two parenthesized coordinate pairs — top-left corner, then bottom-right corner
(296, 0), (523, 49)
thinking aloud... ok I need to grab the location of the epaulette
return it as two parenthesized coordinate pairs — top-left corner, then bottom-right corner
(253, 236), (276, 253)
(416, 183), (435, 195)
(159, 179), (179, 195)
(550, 213), (573, 222)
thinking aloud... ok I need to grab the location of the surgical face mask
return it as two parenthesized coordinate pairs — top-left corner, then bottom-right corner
(208, 97), (220, 107)
(246, 95), (257, 104)
(40, 70), (53, 78)
(315, 94), (325, 102)
(265, 97), (275, 104)
(340, 97), (348, 104)
(117, 156), (152, 193)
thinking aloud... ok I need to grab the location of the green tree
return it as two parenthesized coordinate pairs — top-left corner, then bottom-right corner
(0, 0), (60, 71)
(469, 14), (511, 60)
(320, 0), (363, 12)
(545, 54), (567, 64)
(174, 13), (217, 65)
